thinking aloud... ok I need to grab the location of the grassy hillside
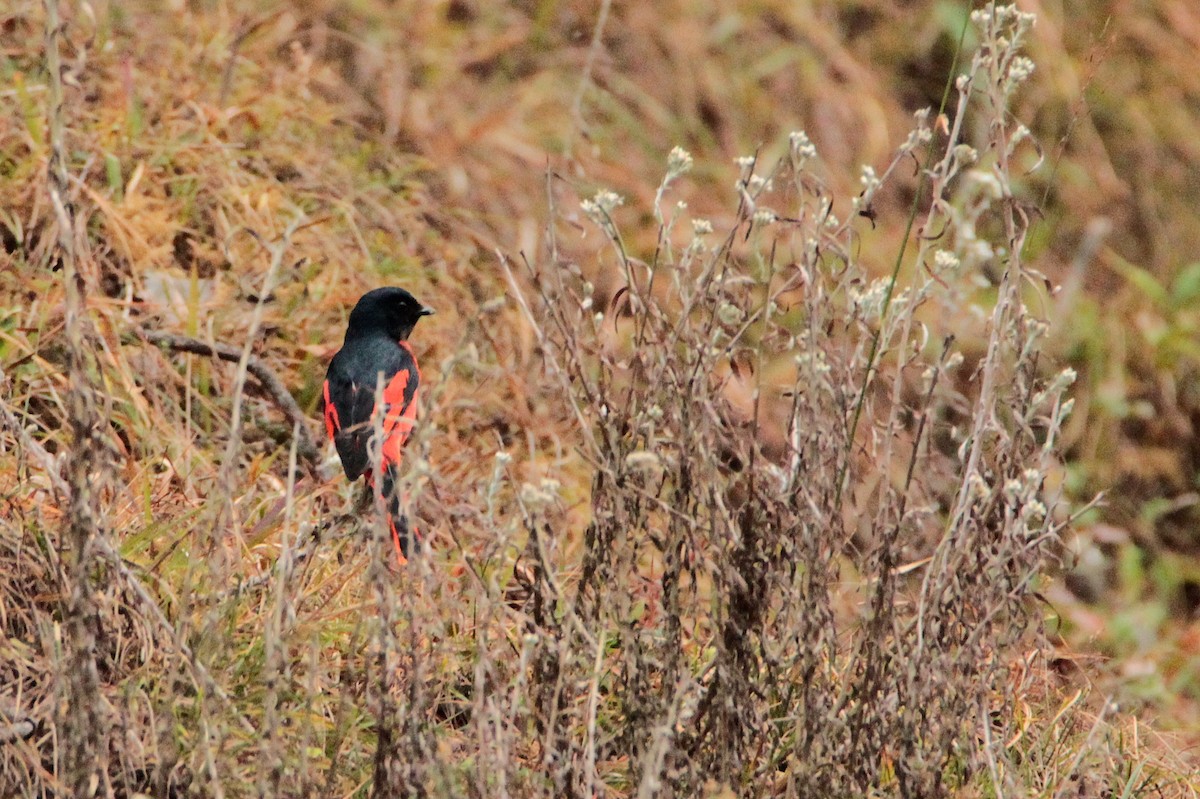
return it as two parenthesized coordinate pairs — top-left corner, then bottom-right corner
(1, 0), (1198, 796)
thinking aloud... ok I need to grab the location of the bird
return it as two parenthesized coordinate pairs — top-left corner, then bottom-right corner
(321, 287), (434, 563)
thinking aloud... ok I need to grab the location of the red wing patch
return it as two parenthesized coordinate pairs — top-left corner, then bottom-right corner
(322, 380), (340, 440)
(379, 368), (418, 467)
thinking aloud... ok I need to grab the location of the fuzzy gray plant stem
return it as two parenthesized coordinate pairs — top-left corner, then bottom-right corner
(213, 216), (306, 556)
(45, 1), (110, 795)
(257, 426), (303, 799)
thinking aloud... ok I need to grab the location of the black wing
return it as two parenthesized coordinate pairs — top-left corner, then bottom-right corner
(322, 336), (417, 481)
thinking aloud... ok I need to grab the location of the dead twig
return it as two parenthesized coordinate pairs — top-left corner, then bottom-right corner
(135, 328), (323, 470)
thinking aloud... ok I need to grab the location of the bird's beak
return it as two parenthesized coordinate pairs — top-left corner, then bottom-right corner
(419, 307), (435, 317)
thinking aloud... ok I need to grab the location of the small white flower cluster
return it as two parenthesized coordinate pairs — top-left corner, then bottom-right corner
(933, 250), (961, 273)
(803, 236), (820, 261)
(581, 189), (624, 235)
(969, 4), (1036, 33)
(967, 470), (990, 500)
(859, 164), (880, 195)
(485, 450), (512, 517)
(1022, 499), (1048, 528)
(789, 130), (817, 161)
(520, 477), (562, 509)
(1055, 398), (1076, 427)
(969, 245), (996, 275)
(747, 174), (774, 194)
(850, 277), (904, 318)
(732, 154), (779, 226)
(902, 109), (934, 151)
(1052, 366), (1078, 390)
(1004, 467), (1048, 532)
(853, 164), (882, 214)
(682, 218), (713, 258)
(734, 155), (773, 193)
(655, 147), (694, 225)
(666, 146), (694, 180)
(1009, 124), (1031, 150)
(1025, 318), (1049, 344)
(1032, 367), (1078, 409)
(953, 143), (978, 167)
(793, 343), (831, 377)
(1003, 468), (1039, 502)
(971, 4), (1038, 98)
(968, 168), (1004, 200)
(716, 302), (742, 326)
(1005, 56), (1036, 94)
(625, 450), (662, 473)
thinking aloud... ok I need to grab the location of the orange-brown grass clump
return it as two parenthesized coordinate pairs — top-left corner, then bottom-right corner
(1, 1), (1197, 797)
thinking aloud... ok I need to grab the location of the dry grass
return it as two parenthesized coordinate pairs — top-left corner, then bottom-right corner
(1, 0), (1198, 796)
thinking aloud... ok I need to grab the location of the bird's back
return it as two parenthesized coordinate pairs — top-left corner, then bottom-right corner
(322, 334), (421, 481)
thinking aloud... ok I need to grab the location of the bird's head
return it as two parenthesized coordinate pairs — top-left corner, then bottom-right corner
(345, 287), (434, 342)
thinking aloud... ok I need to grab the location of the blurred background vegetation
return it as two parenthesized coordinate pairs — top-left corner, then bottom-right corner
(2, 0), (1198, 792)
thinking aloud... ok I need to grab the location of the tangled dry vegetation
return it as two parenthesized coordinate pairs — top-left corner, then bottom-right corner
(1, 0), (1198, 797)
